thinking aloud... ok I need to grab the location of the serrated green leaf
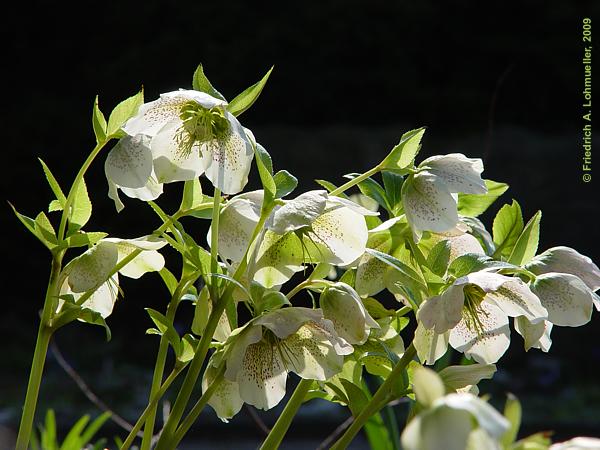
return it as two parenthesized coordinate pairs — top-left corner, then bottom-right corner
(180, 178), (204, 212)
(192, 64), (226, 100)
(10, 203), (52, 248)
(508, 211), (541, 266)
(48, 200), (63, 212)
(34, 212), (58, 247)
(68, 178), (92, 234)
(367, 248), (427, 291)
(382, 171), (404, 213)
(380, 127), (426, 170)
(426, 240), (451, 277)
(106, 89), (144, 136)
(254, 143), (276, 210)
(273, 170), (298, 198)
(492, 200), (524, 259)
(227, 66), (273, 117)
(92, 95), (107, 143)
(501, 393), (522, 447)
(458, 179), (509, 217)
(39, 158), (67, 209)
(159, 267), (178, 296)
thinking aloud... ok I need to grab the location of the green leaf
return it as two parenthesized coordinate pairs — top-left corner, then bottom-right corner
(508, 211), (541, 266)
(159, 267), (178, 296)
(180, 178), (204, 212)
(43, 409), (57, 450)
(106, 89), (144, 136)
(438, 363), (496, 391)
(380, 127), (427, 170)
(78, 308), (112, 341)
(178, 334), (198, 363)
(344, 173), (390, 213)
(314, 179), (339, 193)
(60, 414), (90, 450)
(10, 203), (53, 249)
(458, 179), (509, 217)
(426, 240), (451, 277)
(382, 171), (404, 213)
(62, 231), (108, 249)
(39, 158), (67, 210)
(145, 308), (181, 356)
(448, 253), (513, 278)
(192, 288), (210, 335)
(254, 142), (276, 211)
(273, 170), (298, 198)
(92, 95), (107, 143)
(501, 393), (522, 447)
(227, 66), (273, 117)
(366, 248), (427, 291)
(363, 297), (396, 319)
(192, 64), (226, 100)
(48, 200), (63, 213)
(492, 200), (524, 259)
(77, 412), (111, 449)
(68, 178), (92, 234)
(34, 212), (58, 247)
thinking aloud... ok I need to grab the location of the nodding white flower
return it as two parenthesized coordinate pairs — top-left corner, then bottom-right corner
(402, 153), (487, 242)
(402, 368), (509, 450)
(319, 282), (379, 345)
(105, 90), (254, 211)
(205, 307), (352, 415)
(513, 246), (600, 352)
(214, 190), (375, 288)
(57, 236), (167, 318)
(416, 271), (547, 364)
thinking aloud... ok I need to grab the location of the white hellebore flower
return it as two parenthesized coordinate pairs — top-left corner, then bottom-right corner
(214, 190), (376, 288)
(402, 366), (509, 450)
(416, 270), (547, 364)
(514, 246), (600, 352)
(58, 236), (167, 318)
(203, 307), (352, 418)
(402, 153), (487, 241)
(105, 90), (254, 211)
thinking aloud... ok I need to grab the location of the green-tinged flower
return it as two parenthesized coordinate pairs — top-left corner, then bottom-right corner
(402, 153), (487, 242)
(204, 307), (352, 416)
(402, 367), (509, 450)
(416, 271), (547, 364)
(57, 236), (167, 318)
(550, 437), (600, 450)
(213, 190), (376, 288)
(105, 90), (254, 211)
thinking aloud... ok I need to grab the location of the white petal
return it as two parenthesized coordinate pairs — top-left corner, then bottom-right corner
(527, 246), (600, 292)
(485, 278), (547, 323)
(202, 363), (243, 422)
(514, 317), (553, 352)
(321, 282), (378, 345)
(102, 236), (167, 279)
(429, 231), (485, 261)
(119, 176), (164, 202)
(267, 190), (327, 234)
(151, 119), (204, 183)
(105, 134), (153, 189)
(369, 216), (405, 233)
(420, 153), (487, 194)
(449, 302), (510, 364)
(417, 285), (465, 333)
(355, 250), (389, 297)
(327, 195), (380, 216)
(403, 172), (459, 238)
(66, 241), (118, 293)
(458, 271), (511, 293)
(412, 366), (445, 407)
(60, 275), (119, 319)
(215, 193), (262, 262)
(550, 437), (600, 450)
(437, 393), (510, 439)
(531, 273), (594, 327)
(255, 307), (324, 339)
(123, 90), (226, 137)
(253, 231), (305, 288)
(303, 200), (368, 266)
(402, 406), (473, 450)
(466, 428), (500, 450)
(199, 112), (254, 195)
(107, 179), (125, 212)
(224, 324), (263, 381)
(414, 323), (450, 365)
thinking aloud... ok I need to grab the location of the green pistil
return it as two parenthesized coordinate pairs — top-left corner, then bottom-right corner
(175, 101), (230, 157)
(462, 284), (488, 335)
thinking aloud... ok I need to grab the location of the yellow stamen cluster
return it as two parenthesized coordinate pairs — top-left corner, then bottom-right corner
(462, 283), (488, 335)
(175, 101), (230, 157)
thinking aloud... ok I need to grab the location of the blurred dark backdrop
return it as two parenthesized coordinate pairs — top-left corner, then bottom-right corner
(2, 0), (599, 446)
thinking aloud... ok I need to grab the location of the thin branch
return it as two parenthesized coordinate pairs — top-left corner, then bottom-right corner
(50, 341), (142, 438)
(244, 404), (271, 436)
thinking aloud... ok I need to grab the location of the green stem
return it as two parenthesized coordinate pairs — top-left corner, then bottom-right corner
(15, 252), (64, 450)
(171, 367), (225, 447)
(209, 188), (221, 299)
(139, 273), (199, 450)
(330, 165), (381, 197)
(286, 279), (332, 301)
(330, 343), (416, 450)
(259, 378), (313, 450)
(120, 367), (183, 450)
(58, 140), (108, 241)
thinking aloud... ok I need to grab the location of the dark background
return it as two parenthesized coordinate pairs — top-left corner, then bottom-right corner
(2, 0), (599, 447)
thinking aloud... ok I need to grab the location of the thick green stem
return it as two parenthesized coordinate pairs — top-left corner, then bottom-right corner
(259, 378), (313, 450)
(330, 165), (381, 197)
(330, 343), (416, 450)
(15, 252), (64, 450)
(120, 367), (183, 450)
(209, 188), (221, 298)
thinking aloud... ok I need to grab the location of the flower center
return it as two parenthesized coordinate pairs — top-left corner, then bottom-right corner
(462, 283), (488, 335)
(175, 101), (230, 156)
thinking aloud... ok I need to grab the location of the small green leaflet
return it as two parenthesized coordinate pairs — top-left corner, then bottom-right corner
(273, 170), (298, 198)
(67, 178), (92, 235)
(38, 158), (67, 211)
(106, 89), (144, 137)
(192, 64), (226, 100)
(508, 210), (541, 266)
(458, 179), (509, 217)
(426, 240), (451, 277)
(92, 95), (107, 143)
(179, 178), (204, 212)
(227, 66), (274, 117)
(501, 394), (522, 447)
(380, 127), (426, 171)
(492, 200), (524, 259)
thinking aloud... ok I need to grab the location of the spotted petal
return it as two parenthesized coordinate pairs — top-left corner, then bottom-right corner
(449, 301), (510, 364)
(105, 134), (153, 189)
(199, 112), (254, 195)
(514, 317), (553, 352)
(66, 241), (118, 293)
(59, 275), (119, 319)
(414, 323), (450, 365)
(202, 362), (243, 422)
(531, 273), (594, 327)
(418, 285), (466, 334)
(267, 190), (327, 234)
(485, 278), (547, 324)
(104, 236), (167, 279)
(420, 153), (487, 194)
(253, 231), (305, 288)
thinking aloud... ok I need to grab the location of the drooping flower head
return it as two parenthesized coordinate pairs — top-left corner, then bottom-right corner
(105, 90), (254, 210)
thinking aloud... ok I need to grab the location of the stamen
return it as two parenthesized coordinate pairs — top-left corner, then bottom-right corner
(174, 101), (230, 157)
(462, 284), (488, 335)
